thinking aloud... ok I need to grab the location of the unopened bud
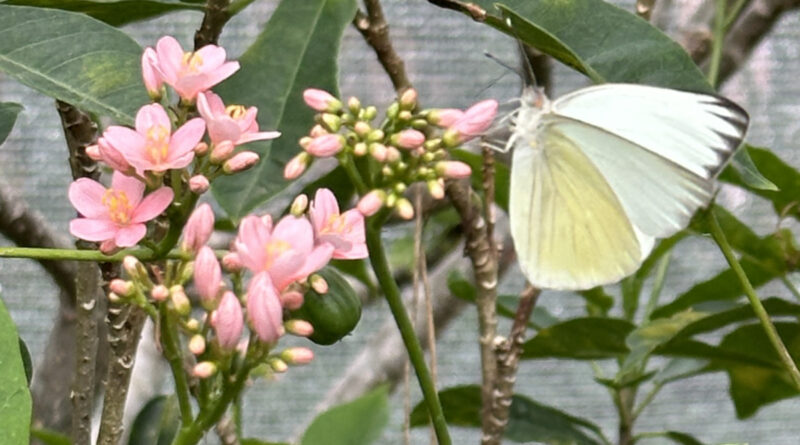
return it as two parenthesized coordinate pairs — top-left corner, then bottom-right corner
(386, 147), (401, 163)
(354, 121), (371, 137)
(194, 141), (209, 156)
(85, 144), (102, 161)
(210, 140), (235, 164)
(399, 88), (418, 109)
(393, 129), (425, 150)
(189, 175), (210, 194)
(170, 285), (191, 315)
(306, 134), (344, 157)
(299, 136), (313, 149)
(321, 113), (341, 132)
(284, 152), (311, 179)
(280, 291), (304, 310)
(303, 88), (341, 113)
(411, 119), (428, 130)
(427, 108), (464, 127)
(424, 139), (441, 151)
(347, 96), (361, 114)
(397, 110), (413, 122)
(309, 274), (328, 294)
(291, 194), (309, 216)
(363, 106), (378, 121)
(357, 190), (386, 216)
(285, 319), (314, 337)
(223, 151), (260, 174)
(353, 142), (367, 156)
(189, 335), (206, 355)
(108, 292), (122, 304)
(396, 198), (414, 220)
(269, 358), (288, 373)
(386, 102), (399, 119)
(123, 256), (149, 283)
(436, 161), (472, 179)
(427, 179), (445, 200)
(109, 279), (134, 297)
(366, 129), (384, 143)
(151, 284), (169, 301)
(193, 361), (217, 378)
(185, 318), (201, 332)
(222, 252), (244, 273)
(369, 143), (388, 162)
(281, 347), (314, 365)
(181, 203), (215, 253)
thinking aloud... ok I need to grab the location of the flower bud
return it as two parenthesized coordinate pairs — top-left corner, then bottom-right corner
(366, 129), (384, 143)
(347, 96), (361, 114)
(281, 347), (314, 365)
(309, 274), (328, 294)
(97, 138), (132, 173)
(123, 256), (149, 283)
(396, 198), (414, 220)
(357, 190), (385, 216)
(108, 292), (122, 304)
(284, 152), (311, 180)
(85, 144), (102, 161)
(398, 110), (413, 122)
(194, 246), (222, 305)
(353, 142), (367, 156)
(309, 124), (328, 138)
(369, 143), (388, 162)
(386, 147), (401, 163)
(193, 361), (217, 378)
(222, 252), (244, 273)
(354, 121), (371, 137)
(280, 290), (304, 310)
(194, 141), (209, 156)
(181, 203), (215, 253)
(189, 334), (206, 355)
(386, 102), (399, 119)
(141, 48), (163, 100)
(223, 151), (260, 174)
(185, 318), (201, 332)
(109, 279), (134, 297)
(210, 140), (235, 164)
(436, 161), (472, 179)
(448, 99), (498, 142)
(303, 88), (341, 112)
(299, 136), (313, 149)
(399, 88), (418, 109)
(427, 108), (464, 127)
(363, 106), (378, 121)
(291, 194), (309, 216)
(170, 285), (191, 315)
(393, 129), (425, 149)
(151, 284), (169, 302)
(269, 358), (288, 373)
(285, 319), (314, 337)
(321, 113), (341, 132)
(211, 291), (244, 350)
(306, 134), (344, 157)
(247, 272), (285, 343)
(428, 179), (445, 199)
(189, 175), (210, 194)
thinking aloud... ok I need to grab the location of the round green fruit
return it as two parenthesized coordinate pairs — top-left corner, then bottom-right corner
(291, 267), (362, 345)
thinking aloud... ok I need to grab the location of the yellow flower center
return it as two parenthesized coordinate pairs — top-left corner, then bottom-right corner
(226, 105), (247, 120)
(145, 124), (170, 164)
(321, 214), (346, 235)
(182, 51), (204, 73)
(102, 189), (133, 225)
(264, 239), (291, 269)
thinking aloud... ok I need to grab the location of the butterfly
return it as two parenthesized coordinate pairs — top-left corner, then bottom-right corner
(505, 83), (749, 291)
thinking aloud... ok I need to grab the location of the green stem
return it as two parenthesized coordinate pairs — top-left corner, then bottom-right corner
(707, 0), (727, 88)
(339, 153), (369, 195)
(0, 246), (185, 262)
(631, 382), (663, 421)
(160, 306), (194, 427)
(643, 252), (671, 322)
(781, 276), (800, 302)
(708, 209), (800, 390)
(365, 219), (451, 445)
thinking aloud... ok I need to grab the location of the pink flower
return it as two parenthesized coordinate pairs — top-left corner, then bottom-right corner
(181, 203), (215, 253)
(246, 272), (284, 343)
(150, 36), (240, 101)
(305, 134), (344, 157)
(102, 104), (205, 173)
(69, 172), (173, 247)
(141, 47), (163, 99)
(212, 291), (244, 349)
(194, 246), (222, 304)
(303, 88), (341, 112)
(196, 91), (280, 146)
(449, 99), (498, 142)
(96, 137), (132, 173)
(309, 189), (368, 260)
(429, 108), (464, 127)
(234, 214), (334, 291)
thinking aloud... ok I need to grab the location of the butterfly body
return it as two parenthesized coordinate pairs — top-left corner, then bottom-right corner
(507, 83), (749, 291)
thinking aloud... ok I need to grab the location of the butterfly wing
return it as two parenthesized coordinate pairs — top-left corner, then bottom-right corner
(509, 119), (654, 291)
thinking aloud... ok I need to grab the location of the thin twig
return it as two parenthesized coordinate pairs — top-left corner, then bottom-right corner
(195, 0), (232, 47)
(426, 0), (488, 21)
(353, 1), (411, 91)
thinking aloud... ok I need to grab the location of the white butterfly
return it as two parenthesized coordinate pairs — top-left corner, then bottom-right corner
(505, 83), (749, 291)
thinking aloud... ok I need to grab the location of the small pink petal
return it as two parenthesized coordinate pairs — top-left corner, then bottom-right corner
(131, 187), (173, 223)
(155, 36), (184, 82)
(115, 223), (147, 247)
(69, 218), (118, 241)
(237, 131), (280, 145)
(168, 118), (205, 163)
(111, 172), (146, 208)
(68, 178), (109, 218)
(202, 62), (240, 90)
(135, 103), (171, 135)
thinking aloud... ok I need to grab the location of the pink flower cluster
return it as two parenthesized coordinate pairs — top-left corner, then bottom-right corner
(187, 189), (367, 346)
(69, 36), (280, 251)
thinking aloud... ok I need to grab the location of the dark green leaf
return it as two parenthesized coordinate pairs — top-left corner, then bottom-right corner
(652, 358), (710, 385)
(670, 297), (800, 340)
(0, 296), (31, 444)
(0, 0), (203, 26)
(656, 338), (782, 370)
(578, 287), (613, 317)
(301, 385), (389, 445)
(18, 337), (32, 386)
(212, 0), (357, 218)
(30, 429), (71, 445)
(716, 323), (800, 418)
(727, 146), (778, 191)
(0, 102), (22, 146)
(657, 431), (706, 445)
(465, 0), (710, 91)
(127, 395), (179, 445)
(621, 310), (706, 378)
(410, 385), (604, 445)
(241, 440), (289, 445)
(522, 317), (634, 359)
(0, 5), (147, 124)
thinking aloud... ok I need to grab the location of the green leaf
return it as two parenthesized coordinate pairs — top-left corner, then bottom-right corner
(0, 102), (22, 146)
(0, 296), (31, 445)
(0, 5), (148, 124)
(716, 322), (800, 418)
(410, 385), (604, 444)
(18, 337), (32, 386)
(0, 0), (203, 26)
(522, 317), (634, 359)
(656, 431), (706, 445)
(301, 385), (389, 445)
(30, 429), (71, 445)
(727, 146), (778, 191)
(466, 0), (711, 91)
(241, 440), (289, 445)
(578, 287), (613, 317)
(670, 297), (800, 340)
(212, 0), (357, 219)
(127, 395), (180, 445)
(656, 338), (782, 370)
(620, 310), (706, 378)
(652, 358), (710, 385)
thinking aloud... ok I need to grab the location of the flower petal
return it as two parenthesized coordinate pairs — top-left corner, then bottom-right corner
(155, 36), (184, 83)
(70, 218), (118, 242)
(194, 44), (228, 69)
(234, 215), (270, 271)
(131, 187), (174, 223)
(237, 131), (280, 145)
(273, 215), (313, 254)
(103, 126), (146, 162)
(115, 223), (147, 247)
(68, 178), (109, 218)
(111, 172), (146, 208)
(168, 117), (205, 163)
(135, 103), (171, 135)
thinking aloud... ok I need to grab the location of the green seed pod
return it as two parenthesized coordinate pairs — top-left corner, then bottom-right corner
(290, 268), (362, 345)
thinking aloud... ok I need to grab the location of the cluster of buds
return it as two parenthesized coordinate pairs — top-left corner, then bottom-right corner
(284, 87), (498, 220)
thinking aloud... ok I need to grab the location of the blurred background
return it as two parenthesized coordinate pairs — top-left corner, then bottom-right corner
(1, 0), (799, 443)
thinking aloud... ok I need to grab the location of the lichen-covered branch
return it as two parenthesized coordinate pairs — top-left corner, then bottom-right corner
(195, 0), (232, 47)
(353, 0), (411, 91)
(70, 262), (100, 445)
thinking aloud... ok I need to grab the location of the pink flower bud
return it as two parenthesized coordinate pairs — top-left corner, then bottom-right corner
(303, 88), (341, 112)
(182, 203), (215, 253)
(222, 252), (243, 272)
(299, 136), (313, 149)
(247, 272), (285, 343)
(353, 142), (367, 156)
(386, 147), (401, 163)
(354, 121), (371, 137)
(291, 194), (308, 216)
(97, 137), (132, 172)
(189, 175), (210, 194)
(399, 88), (418, 109)
(357, 190), (385, 216)
(223, 151), (260, 174)
(436, 161), (472, 179)
(305, 134), (344, 157)
(280, 290), (304, 310)
(100, 240), (119, 255)
(194, 246), (222, 304)
(211, 291), (244, 350)
(141, 47), (163, 100)
(309, 274), (328, 294)
(281, 347), (314, 365)
(108, 292), (122, 304)
(396, 198), (414, 220)
(170, 285), (191, 315)
(188, 334), (206, 355)
(123, 256), (147, 282)
(85, 144), (102, 161)
(210, 140), (235, 164)
(194, 141), (209, 156)
(284, 152), (311, 180)
(151, 284), (169, 302)
(109, 279), (134, 297)
(369, 143), (388, 162)
(309, 124), (328, 138)
(285, 319), (314, 337)
(449, 99), (498, 142)
(428, 108), (464, 127)
(193, 361), (217, 378)
(427, 179), (445, 199)
(393, 129), (425, 149)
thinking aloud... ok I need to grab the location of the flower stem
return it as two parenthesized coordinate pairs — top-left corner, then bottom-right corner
(707, 0), (727, 87)
(159, 305), (194, 427)
(707, 208), (800, 389)
(0, 246), (188, 262)
(365, 219), (451, 445)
